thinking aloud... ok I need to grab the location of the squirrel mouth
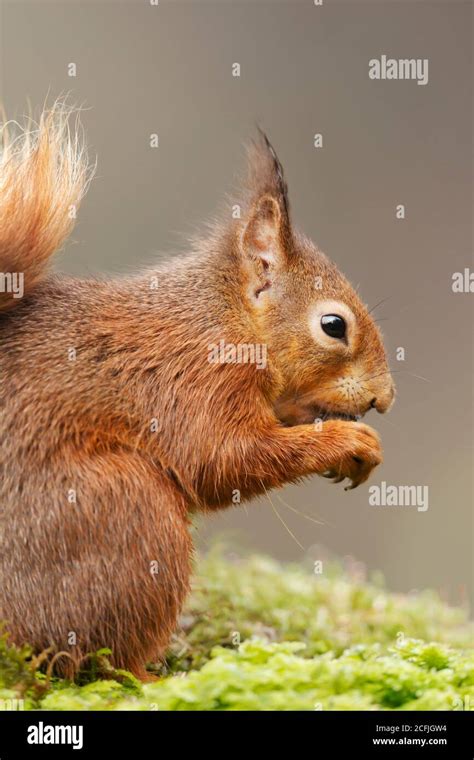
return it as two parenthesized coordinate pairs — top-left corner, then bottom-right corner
(274, 396), (362, 427)
(311, 406), (359, 423)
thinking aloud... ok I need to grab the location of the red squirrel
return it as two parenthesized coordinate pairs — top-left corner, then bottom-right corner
(0, 103), (395, 680)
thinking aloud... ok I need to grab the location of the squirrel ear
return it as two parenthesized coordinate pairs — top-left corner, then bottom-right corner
(241, 131), (292, 272)
(239, 132), (293, 305)
(241, 194), (287, 307)
(242, 194), (283, 268)
(244, 129), (291, 229)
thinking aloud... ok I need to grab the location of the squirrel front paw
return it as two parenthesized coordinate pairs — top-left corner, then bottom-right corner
(319, 420), (382, 490)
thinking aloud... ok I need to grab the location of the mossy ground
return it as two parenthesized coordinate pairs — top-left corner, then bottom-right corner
(1, 547), (472, 710)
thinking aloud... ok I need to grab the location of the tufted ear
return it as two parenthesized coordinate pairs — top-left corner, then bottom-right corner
(240, 132), (293, 305)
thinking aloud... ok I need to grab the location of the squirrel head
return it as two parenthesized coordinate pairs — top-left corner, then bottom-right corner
(236, 131), (395, 426)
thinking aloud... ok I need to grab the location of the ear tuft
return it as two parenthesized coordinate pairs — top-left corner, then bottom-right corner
(256, 128), (290, 217)
(245, 129), (290, 221)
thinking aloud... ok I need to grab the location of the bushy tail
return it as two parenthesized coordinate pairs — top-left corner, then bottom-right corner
(0, 100), (93, 312)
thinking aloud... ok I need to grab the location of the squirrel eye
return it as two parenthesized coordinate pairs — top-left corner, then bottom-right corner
(320, 314), (346, 340)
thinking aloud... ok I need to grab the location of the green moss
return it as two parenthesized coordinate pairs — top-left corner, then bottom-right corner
(141, 638), (474, 711)
(167, 548), (472, 670)
(0, 547), (472, 711)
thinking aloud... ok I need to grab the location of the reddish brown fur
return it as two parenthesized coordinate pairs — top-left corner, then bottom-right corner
(0, 104), (394, 679)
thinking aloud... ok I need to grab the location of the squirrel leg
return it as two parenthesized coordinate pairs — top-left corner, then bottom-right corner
(0, 452), (192, 680)
(273, 419), (381, 487)
(224, 419), (383, 501)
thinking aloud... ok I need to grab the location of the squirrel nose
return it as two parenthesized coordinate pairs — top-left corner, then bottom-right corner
(371, 384), (395, 414)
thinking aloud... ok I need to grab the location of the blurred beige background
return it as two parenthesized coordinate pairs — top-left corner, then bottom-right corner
(1, 0), (472, 604)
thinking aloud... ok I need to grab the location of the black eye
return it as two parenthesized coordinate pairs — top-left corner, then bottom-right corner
(320, 314), (346, 340)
